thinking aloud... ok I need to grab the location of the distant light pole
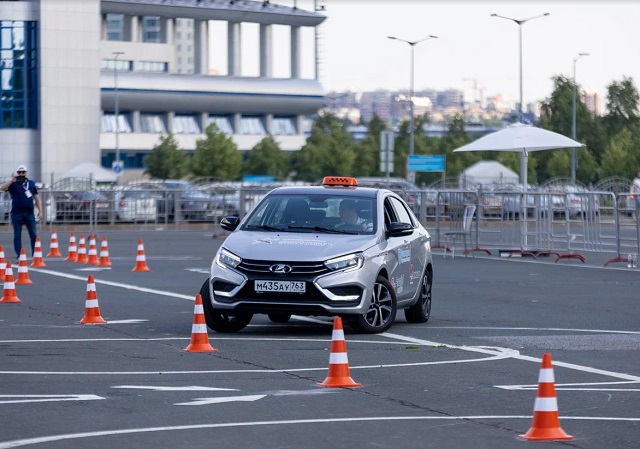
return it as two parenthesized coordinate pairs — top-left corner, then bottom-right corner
(388, 35), (438, 183)
(491, 12), (549, 185)
(490, 12), (549, 123)
(113, 51), (124, 171)
(572, 52), (589, 184)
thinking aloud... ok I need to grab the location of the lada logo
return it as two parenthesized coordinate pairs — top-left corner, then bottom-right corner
(269, 264), (292, 274)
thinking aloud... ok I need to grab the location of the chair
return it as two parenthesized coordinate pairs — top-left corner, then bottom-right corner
(282, 198), (311, 226)
(444, 205), (476, 258)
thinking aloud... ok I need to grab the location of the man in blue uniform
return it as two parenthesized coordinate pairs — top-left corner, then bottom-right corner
(0, 165), (43, 259)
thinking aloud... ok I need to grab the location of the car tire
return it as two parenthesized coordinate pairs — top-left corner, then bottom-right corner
(268, 313), (291, 323)
(199, 279), (252, 333)
(350, 276), (397, 334)
(404, 267), (432, 324)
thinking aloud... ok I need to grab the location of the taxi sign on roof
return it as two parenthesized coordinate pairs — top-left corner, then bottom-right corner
(322, 176), (358, 187)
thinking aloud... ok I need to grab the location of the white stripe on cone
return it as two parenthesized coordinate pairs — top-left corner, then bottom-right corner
(533, 397), (559, 412)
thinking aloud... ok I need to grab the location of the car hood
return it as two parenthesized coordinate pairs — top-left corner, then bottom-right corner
(222, 230), (377, 261)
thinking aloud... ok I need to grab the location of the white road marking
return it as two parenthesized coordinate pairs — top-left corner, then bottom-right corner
(112, 386), (237, 392)
(175, 394), (266, 406)
(74, 267), (112, 272)
(29, 268), (194, 300)
(185, 268), (209, 274)
(0, 394), (104, 405)
(102, 320), (148, 324)
(1, 415), (639, 448)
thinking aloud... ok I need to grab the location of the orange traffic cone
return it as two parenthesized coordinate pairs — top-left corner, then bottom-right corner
(75, 234), (88, 264)
(318, 317), (361, 388)
(16, 249), (32, 285)
(86, 235), (99, 265)
(47, 229), (62, 257)
(520, 353), (573, 441)
(30, 237), (46, 268)
(183, 294), (217, 352)
(97, 236), (112, 267)
(0, 245), (6, 282)
(132, 239), (150, 272)
(66, 232), (77, 261)
(79, 275), (107, 324)
(0, 262), (20, 303)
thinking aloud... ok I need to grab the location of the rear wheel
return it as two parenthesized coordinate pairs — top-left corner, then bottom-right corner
(199, 279), (252, 333)
(404, 267), (432, 323)
(350, 276), (396, 334)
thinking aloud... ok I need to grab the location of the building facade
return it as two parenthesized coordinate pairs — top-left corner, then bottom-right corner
(0, 0), (325, 183)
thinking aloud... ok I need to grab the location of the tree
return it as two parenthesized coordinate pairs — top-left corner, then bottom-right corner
(603, 77), (640, 138)
(144, 134), (188, 179)
(244, 136), (290, 180)
(599, 127), (640, 178)
(353, 114), (386, 177)
(190, 123), (242, 180)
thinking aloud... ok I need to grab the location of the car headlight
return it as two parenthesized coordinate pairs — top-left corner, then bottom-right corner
(325, 253), (364, 273)
(216, 248), (241, 269)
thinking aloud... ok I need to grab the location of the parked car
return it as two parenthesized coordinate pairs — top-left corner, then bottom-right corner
(131, 180), (213, 221)
(202, 176), (433, 334)
(55, 190), (111, 222)
(356, 177), (422, 214)
(115, 188), (160, 222)
(546, 185), (600, 218)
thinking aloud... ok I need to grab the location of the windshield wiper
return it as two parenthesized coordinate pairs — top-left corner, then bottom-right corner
(287, 225), (358, 235)
(245, 225), (285, 232)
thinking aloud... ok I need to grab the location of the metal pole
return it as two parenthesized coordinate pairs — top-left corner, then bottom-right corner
(387, 35), (437, 183)
(113, 51), (124, 169)
(571, 52), (589, 184)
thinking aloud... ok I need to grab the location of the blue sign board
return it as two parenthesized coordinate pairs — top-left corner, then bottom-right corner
(242, 175), (275, 184)
(407, 155), (445, 172)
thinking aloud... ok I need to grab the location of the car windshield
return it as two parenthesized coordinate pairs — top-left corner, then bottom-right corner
(242, 194), (376, 235)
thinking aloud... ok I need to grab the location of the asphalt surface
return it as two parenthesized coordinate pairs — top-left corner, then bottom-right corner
(0, 229), (638, 449)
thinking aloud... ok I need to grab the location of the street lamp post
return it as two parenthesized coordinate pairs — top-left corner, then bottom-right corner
(388, 35), (437, 183)
(572, 52), (589, 184)
(490, 12), (549, 123)
(491, 12), (549, 184)
(112, 51), (124, 173)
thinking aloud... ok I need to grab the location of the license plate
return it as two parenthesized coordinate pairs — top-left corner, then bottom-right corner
(255, 280), (305, 293)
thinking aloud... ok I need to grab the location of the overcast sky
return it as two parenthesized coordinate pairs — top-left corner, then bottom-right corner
(287, 0), (640, 107)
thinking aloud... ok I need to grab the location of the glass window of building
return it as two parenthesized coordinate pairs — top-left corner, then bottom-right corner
(173, 115), (200, 134)
(142, 16), (161, 43)
(138, 61), (168, 73)
(206, 116), (233, 134)
(0, 21), (37, 129)
(101, 113), (132, 133)
(239, 116), (266, 135)
(271, 117), (296, 135)
(106, 14), (124, 41)
(140, 114), (167, 133)
(101, 59), (132, 71)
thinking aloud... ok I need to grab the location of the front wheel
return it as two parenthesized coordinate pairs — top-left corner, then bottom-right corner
(350, 276), (397, 334)
(404, 267), (432, 323)
(199, 279), (252, 333)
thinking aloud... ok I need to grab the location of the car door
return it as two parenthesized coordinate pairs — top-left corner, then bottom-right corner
(387, 195), (427, 302)
(383, 195), (413, 301)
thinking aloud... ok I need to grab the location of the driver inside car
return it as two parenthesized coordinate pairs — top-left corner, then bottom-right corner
(337, 199), (371, 231)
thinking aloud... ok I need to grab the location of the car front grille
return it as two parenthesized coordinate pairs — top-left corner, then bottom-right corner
(236, 259), (331, 279)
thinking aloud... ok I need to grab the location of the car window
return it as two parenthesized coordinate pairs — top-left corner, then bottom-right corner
(388, 196), (415, 226)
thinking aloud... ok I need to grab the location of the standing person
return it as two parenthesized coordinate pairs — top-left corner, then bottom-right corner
(632, 171), (640, 220)
(0, 165), (43, 260)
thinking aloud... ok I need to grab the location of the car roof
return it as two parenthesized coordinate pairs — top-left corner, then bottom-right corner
(267, 185), (381, 198)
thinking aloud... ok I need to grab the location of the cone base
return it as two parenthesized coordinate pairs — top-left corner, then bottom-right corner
(0, 296), (21, 303)
(16, 279), (32, 285)
(132, 266), (150, 272)
(47, 252), (62, 258)
(519, 427), (574, 441)
(79, 317), (107, 324)
(30, 262), (46, 268)
(183, 343), (218, 352)
(318, 377), (362, 388)
(98, 261), (112, 267)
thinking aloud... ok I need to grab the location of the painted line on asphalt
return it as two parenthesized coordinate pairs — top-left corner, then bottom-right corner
(29, 268), (193, 300)
(1, 415), (639, 448)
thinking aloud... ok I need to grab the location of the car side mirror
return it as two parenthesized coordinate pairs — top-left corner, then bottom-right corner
(220, 216), (240, 232)
(387, 222), (413, 237)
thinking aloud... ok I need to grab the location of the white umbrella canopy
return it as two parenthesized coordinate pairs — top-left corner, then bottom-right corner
(453, 122), (584, 187)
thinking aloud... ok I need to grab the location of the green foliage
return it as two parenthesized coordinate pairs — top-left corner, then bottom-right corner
(191, 123), (242, 180)
(600, 127), (640, 178)
(603, 77), (640, 138)
(244, 136), (290, 180)
(144, 134), (188, 179)
(353, 114), (386, 177)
